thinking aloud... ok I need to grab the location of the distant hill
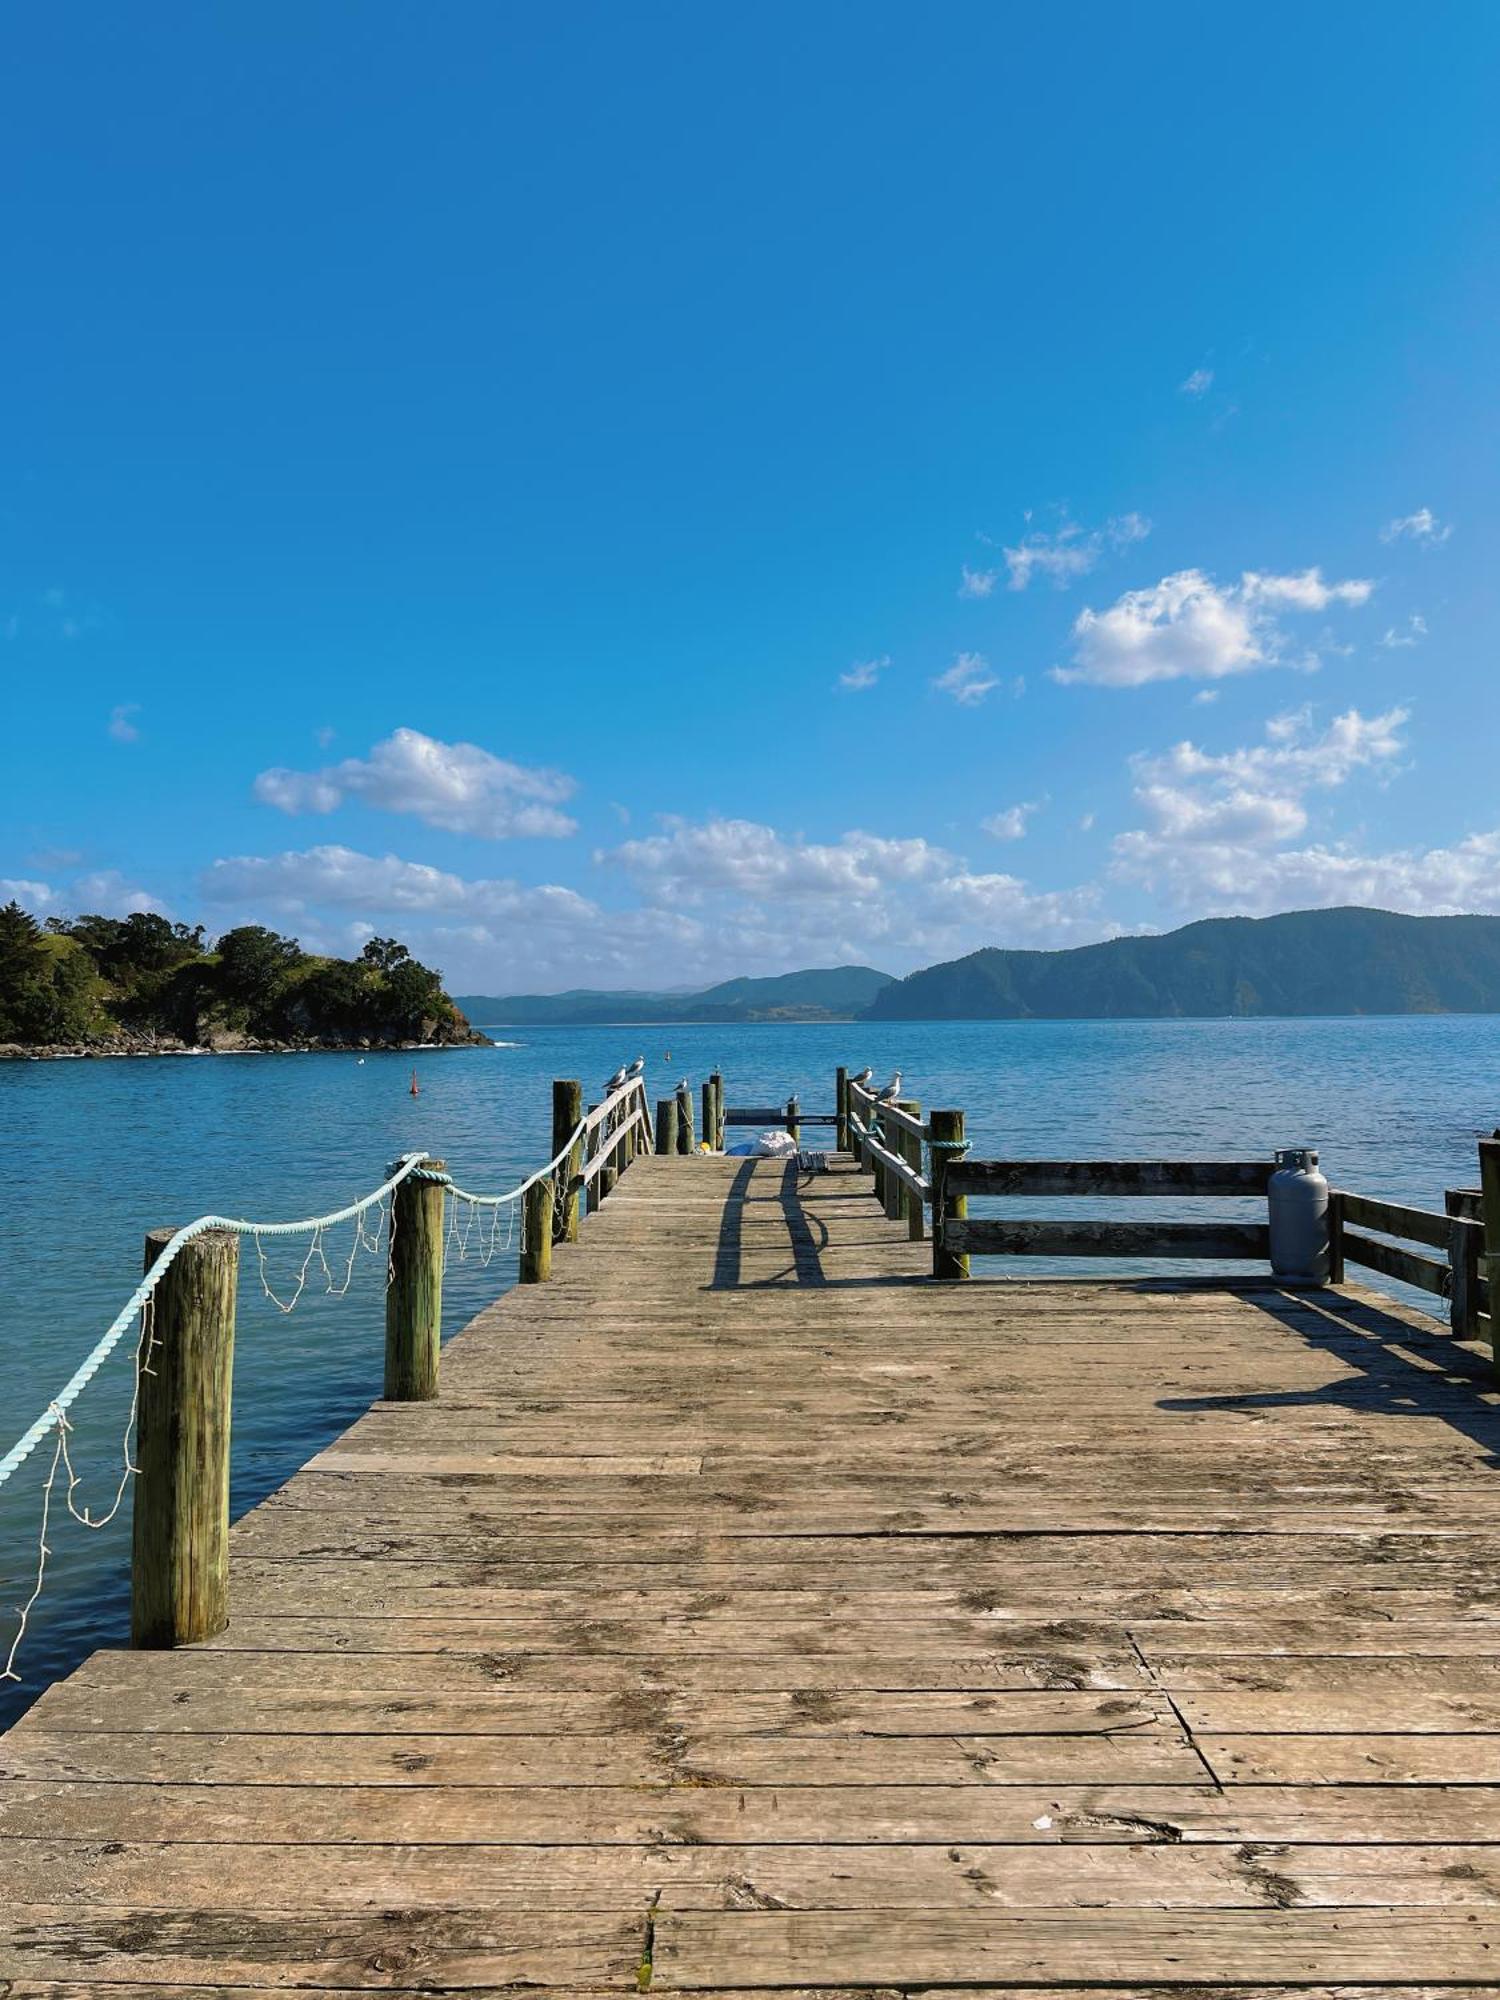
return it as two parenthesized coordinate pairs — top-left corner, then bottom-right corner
(457, 964), (895, 1025)
(864, 908), (1500, 1020)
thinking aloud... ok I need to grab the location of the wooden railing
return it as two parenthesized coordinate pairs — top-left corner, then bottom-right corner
(833, 1072), (1500, 1343)
(1330, 1186), (1491, 1343)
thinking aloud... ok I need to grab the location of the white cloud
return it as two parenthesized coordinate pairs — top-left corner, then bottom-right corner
(982, 802), (1041, 841)
(1179, 368), (1214, 398)
(1381, 507), (1450, 546)
(71, 870), (168, 917)
(108, 703), (140, 743)
(999, 511), (1151, 592)
(837, 655), (888, 692)
(203, 844), (594, 924)
(1381, 614), (1428, 649)
(1112, 706), (1422, 911)
(1, 878), (58, 912)
(1115, 827), (1500, 921)
(1054, 566), (1374, 688)
(253, 727), (578, 838)
(933, 652), (999, 705)
(958, 565), (998, 599)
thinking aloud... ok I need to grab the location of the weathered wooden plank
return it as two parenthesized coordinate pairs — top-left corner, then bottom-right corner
(944, 1218), (1272, 1259)
(949, 1159), (1274, 1198)
(650, 1908), (1500, 1987)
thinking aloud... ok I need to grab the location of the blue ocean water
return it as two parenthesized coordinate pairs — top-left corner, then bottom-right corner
(1, 1014), (1497, 1723)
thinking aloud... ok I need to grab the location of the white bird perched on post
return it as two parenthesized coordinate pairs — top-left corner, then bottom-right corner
(626, 1056), (645, 1079)
(604, 1065), (628, 1093)
(876, 1069), (903, 1103)
(851, 1067), (873, 1089)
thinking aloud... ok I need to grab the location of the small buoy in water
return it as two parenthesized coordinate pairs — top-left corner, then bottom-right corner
(664, 1050), (671, 1062)
(409, 1069), (420, 1096)
(356, 1057), (365, 1065)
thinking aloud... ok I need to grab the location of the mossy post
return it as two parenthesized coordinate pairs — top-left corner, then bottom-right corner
(901, 1099), (924, 1241)
(131, 1226), (238, 1648)
(882, 1109), (905, 1222)
(1479, 1131), (1500, 1370)
(701, 1080), (715, 1152)
(521, 1176), (553, 1282)
(552, 1079), (583, 1242)
(930, 1107), (969, 1281)
(676, 1082), (694, 1154)
(655, 1096), (677, 1156)
(786, 1095), (801, 1147)
(835, 1067), (848, 1152)
(385, 1156), (445, 1401)
(586, 1104), (604, 1213)
(711, 1072), (725, 1149)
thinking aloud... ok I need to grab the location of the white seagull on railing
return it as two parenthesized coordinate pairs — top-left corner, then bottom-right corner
(876, 1069), (902, 1103)
(626, 1056), (645, 1079)
(604, 1065), (628, 1093)
(851, 1067), (873, 1088)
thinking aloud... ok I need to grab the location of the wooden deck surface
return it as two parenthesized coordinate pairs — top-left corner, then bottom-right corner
(6, 1151), (1500, 1995)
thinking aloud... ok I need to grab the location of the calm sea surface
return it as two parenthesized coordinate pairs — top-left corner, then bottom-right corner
(2, 1014), (1497, 1722)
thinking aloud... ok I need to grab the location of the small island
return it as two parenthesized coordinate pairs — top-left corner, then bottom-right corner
(0, 901), (486, 1058)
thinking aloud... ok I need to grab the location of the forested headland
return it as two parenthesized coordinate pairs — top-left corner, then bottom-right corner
(0, 902), (484, 1056)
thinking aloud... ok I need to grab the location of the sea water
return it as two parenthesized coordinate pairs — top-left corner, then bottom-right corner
(1, 1013), (1497, 1721)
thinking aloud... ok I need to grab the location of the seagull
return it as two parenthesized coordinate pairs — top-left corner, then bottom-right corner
(851, 1067), (873, 1088)
(626, 1056), (645, 1079)
(604, 1065), (629, 1093)
(876, 1069), (902, 1103)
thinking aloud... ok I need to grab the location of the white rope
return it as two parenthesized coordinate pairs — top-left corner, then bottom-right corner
(0, 1151), (428, 1494)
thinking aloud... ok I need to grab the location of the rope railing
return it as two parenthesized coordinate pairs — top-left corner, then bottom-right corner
(0, 1061), (647, 1686)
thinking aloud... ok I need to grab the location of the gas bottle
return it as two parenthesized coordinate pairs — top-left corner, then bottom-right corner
(1267, 1146), (1330, 1286)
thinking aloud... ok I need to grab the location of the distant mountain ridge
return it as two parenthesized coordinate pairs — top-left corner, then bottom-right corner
(456, 964), (895, 1025)
(865, 909), (1500, 1020)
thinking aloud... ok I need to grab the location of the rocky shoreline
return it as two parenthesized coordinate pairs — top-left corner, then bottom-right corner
(1, 1027), (492, 1062)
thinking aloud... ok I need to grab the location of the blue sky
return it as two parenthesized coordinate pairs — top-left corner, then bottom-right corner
(4, 4), (1497, 990)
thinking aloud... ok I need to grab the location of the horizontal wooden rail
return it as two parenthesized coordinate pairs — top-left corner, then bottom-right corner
(1340, 1225), (1451, 1299)
(846, 1085), (927, 1142)
(1450, 1189), (1483, 1223)
(724, 1108), (837, 1127)
(943, 1217), (1271, 1260)
(1338, 1190), (1451, 1250)
(580, 1104), (647, 1184)
(848, 1112), (929, 1200)
(949, 1159), (1273, 1199)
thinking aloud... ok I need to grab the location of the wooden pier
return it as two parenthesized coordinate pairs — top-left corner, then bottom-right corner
(7, 1131), (1500, 1991)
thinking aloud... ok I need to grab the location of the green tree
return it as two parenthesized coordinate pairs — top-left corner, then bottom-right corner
(215, 925), (304, 1018)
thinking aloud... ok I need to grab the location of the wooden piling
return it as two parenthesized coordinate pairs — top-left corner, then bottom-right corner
(930, 1107), (969, 1281)
(1327, 1188), (1346, 1286)
(676, 1082), (694, 1154)
(714, 1072), (725, 1150)
(655, 1096), (677, 1156)
(384, 1156), (445, 1401)
(835, 1067), (848, 1152)
(1447, 1188), (1481, 1342)
(786, 1095), (801, 1147)
(520, 1177), (554, 1282)
(702, 1080), (715, 1153)
(552, 1079), (583, 1242)
(1478, 1132), (1500, 1366)
(586, 1105), (603, 1214)
(131, 1226), (238, 1648)
(902, 1099), (925, 1241)
(882, 1107), (904, 1222)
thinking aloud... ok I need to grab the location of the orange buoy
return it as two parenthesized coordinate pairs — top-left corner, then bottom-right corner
(409, 1069), (420, 1096)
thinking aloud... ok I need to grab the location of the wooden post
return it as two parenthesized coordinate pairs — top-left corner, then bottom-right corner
(1326, 1188), (1346, 1286)
(521, 1176), (554, 1282)
(1447, 1189), (1481, 1341)
(1477, 1133), (1500, 1367)
(385, 1156), (445, 1401)
(883, 1108), (904, 1222)
(871, 1102), (887, 1208)
(901, 1099), (924, 1241)
(586, 1104), (603, 1214)
(848, 1084), (865, 1170)
(712, 1073), (725, 1150)
(676, 1082), (694, 1154)
(786, 1095), (801, 1147)
(131, 1226), (238, 1648)
(835, 1067), (848, 1153)
(702, 1080), (715, 1152)
(930, 1107), (968, 1281)
(552, 1080), (583, 1243)
(655, 1096), (677, 1156)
